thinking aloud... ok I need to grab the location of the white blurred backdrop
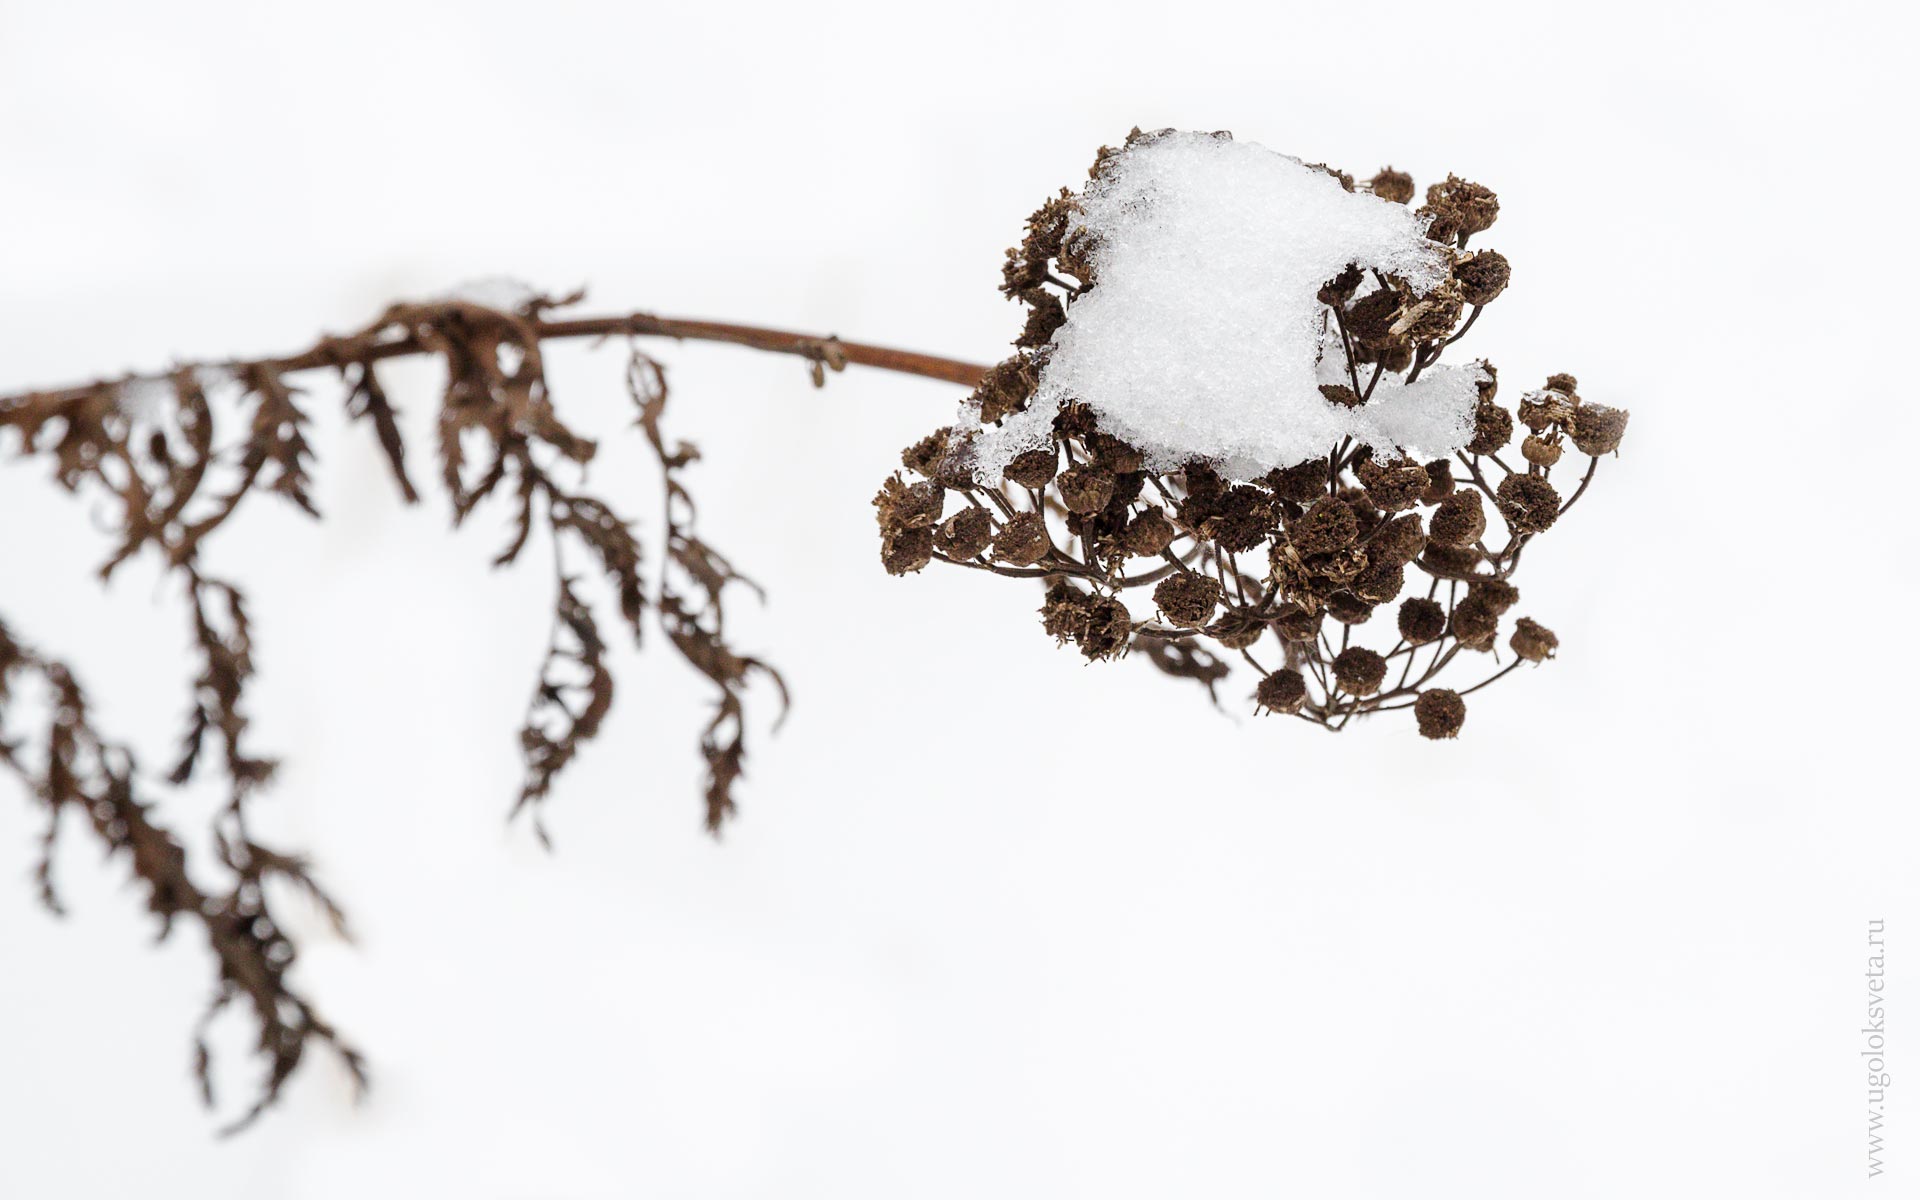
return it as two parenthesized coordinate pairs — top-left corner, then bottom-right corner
(1, 2), (1914, 1196)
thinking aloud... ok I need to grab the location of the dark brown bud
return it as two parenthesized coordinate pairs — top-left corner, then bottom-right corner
(1428, 490), (1486, 548)
(1332, 647), (1388, 695)
(1495, 473), (1561, 534)
(1568, 403), (1630, 456)
(1466, 398), (1514, 455)
(1453, 250), (1511, 306)
(1004, 447), (1059, 489)
(1414, 689), (1467, 739)
(1398, 597), (1447, 644)
(1058, 464), (1117, 515)
(1274, 605), (1323, 643)
(1369, 167), (1416, 204)
(1205, 612), (1266, 649)
(1123, 506), (1175, 557)
(1153, 573), (1221, 627)
(903, 429), (950, 477)
(1345, 288), (1402, 346)
(993, 511), (1051, 566)
(1256, 669), (1309, 714)
(1291, 496), (1358, 555)
(1086, 431), (1145, 474)
(1016, 291), (1066, 349)
(1318, 264), (1363, 306)
(1420, 459), (1455, 503)
(935, 507), (993, 561)
(1510, 617), (1559, 663)
(1205, 485), (1279, 553)
(880, 527), (933, 576)
(1420, 543), (1486, 581)
(974, 356), (1037, 424)
(1544, 373), (1578, 394)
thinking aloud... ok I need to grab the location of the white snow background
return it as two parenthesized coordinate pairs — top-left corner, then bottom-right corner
(0, 3), (1913, 1198)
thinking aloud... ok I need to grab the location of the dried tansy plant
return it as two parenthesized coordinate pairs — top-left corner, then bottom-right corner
(879, 129), (1627, 735)
(3, 128), (1621, 1131)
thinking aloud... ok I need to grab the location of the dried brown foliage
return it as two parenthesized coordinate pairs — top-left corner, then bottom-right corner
(880, 130), (1627, 734)
(0, 291), (799, 1127)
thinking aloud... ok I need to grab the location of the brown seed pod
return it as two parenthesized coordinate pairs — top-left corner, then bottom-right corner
(1420, 543), (1486, 581)
(935, 507), (993, 560)
(1495, 473), (1561, 534)
(1153, 573), (1222, 627)
(1467, 398), (1514, 455)
(1205, 611), (1267, 650)
(1428, 490), (1486, 548)
(1004, 446), (1059, 489)
(1291, 496), (1358, 555)
(1266, 459), (1331, 505)
(880, 527), (934, 576)
(1123, 506), (1175, 556)
(1058, 464), (1117, 515)
(1449, 596), (1501, 650)
(1466, 577), (1519, 615)
(902, 429), (950, 477)
(1397, 597), (1447, 644)
(1274, 605), (1323, 643)
(1426, 176), (1500, 237)
(1370, 513), (1428, 567)
(1352, 558), (1407, 605)
(1369, 167), (1416, 205)
(1356, 457), (1429, 512)
(1414, 689), (1467, 739)
(1255, 668), (1308, 714)
(1420, 458), (1455, 503)
(1324, 591), (1375, 626)
(1545, 373), (1579, 394)
(1568, 403), (1629, 456)
(873, 476), (945, 533)
(1206, 485), (1279, 552)
(1510, 616), (1560, 662)
(1332, 647), (1388, 695)
(993, 511), (1051, 566)
(1521, 435), (1563, 467)
(973, 356), (1037, 424)
(1086, 431), (1145, 474)
(1454, 249), (1511, 305)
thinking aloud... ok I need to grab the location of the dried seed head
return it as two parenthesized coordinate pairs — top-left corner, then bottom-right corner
(1123, 506), (1176, 556)
(1453, 249), (1511, 306)
(935, 507), (993, 560)
(1568, 403), (1630, 456)
(1004, 447), (1059, 489)
(1332, 647), (1388, 695)
(993, 511), (1051, 566)
(1206, 485), (1279, 552)
(1420, 458), (1455, 503)
(1266, 459), (1330, 505)
(1325, 591), (1375, 626)
(1398, 597), (1447, 644)
(1086, 431), (1145, 473)
(1467, 577), (1520, 615)
(1206, 611), (1267, 649)
(1352, 558), (1407, 604)
(1371, 513), (1428, 567)
(1467, 398), (1514, 455)
(1510, 616), (1559, 662)
(1369, 167), (1416, 204)
(1420, 543), (1486, 580)
(1318, 264), (1363, 306)
(1426, 176), (1500, 237)
(1256, 668), (1308, 714)
(1356, 457), (1430, 512)
(1017, 292), (1066, 349)
(1545, 373), (1578, 394)
(1495, 473), (1561, 534)
(1414, 689), (1467, 739)
(1275, 605), (1322, 643)
(1521, 435), (1563, 467)
(1345, 289), (1402, 347)
(1291, 496), (1359, 555)
(902, 429), (950, 477)
(1058, 464), (1117, 514)
(1153, 573), (1221, 627)
(974, 356), (1037, 424)
(874, 475), (944, 533)
(1428, 489), (1487, 548)
(880, 527), (933, 576)
(1449, 596), (1501, 650)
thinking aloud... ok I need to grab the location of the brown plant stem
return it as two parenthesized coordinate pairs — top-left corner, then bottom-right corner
(7, 312), (991, 405)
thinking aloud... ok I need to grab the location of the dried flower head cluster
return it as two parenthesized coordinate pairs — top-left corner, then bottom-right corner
(878, 129), (1627, 735)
